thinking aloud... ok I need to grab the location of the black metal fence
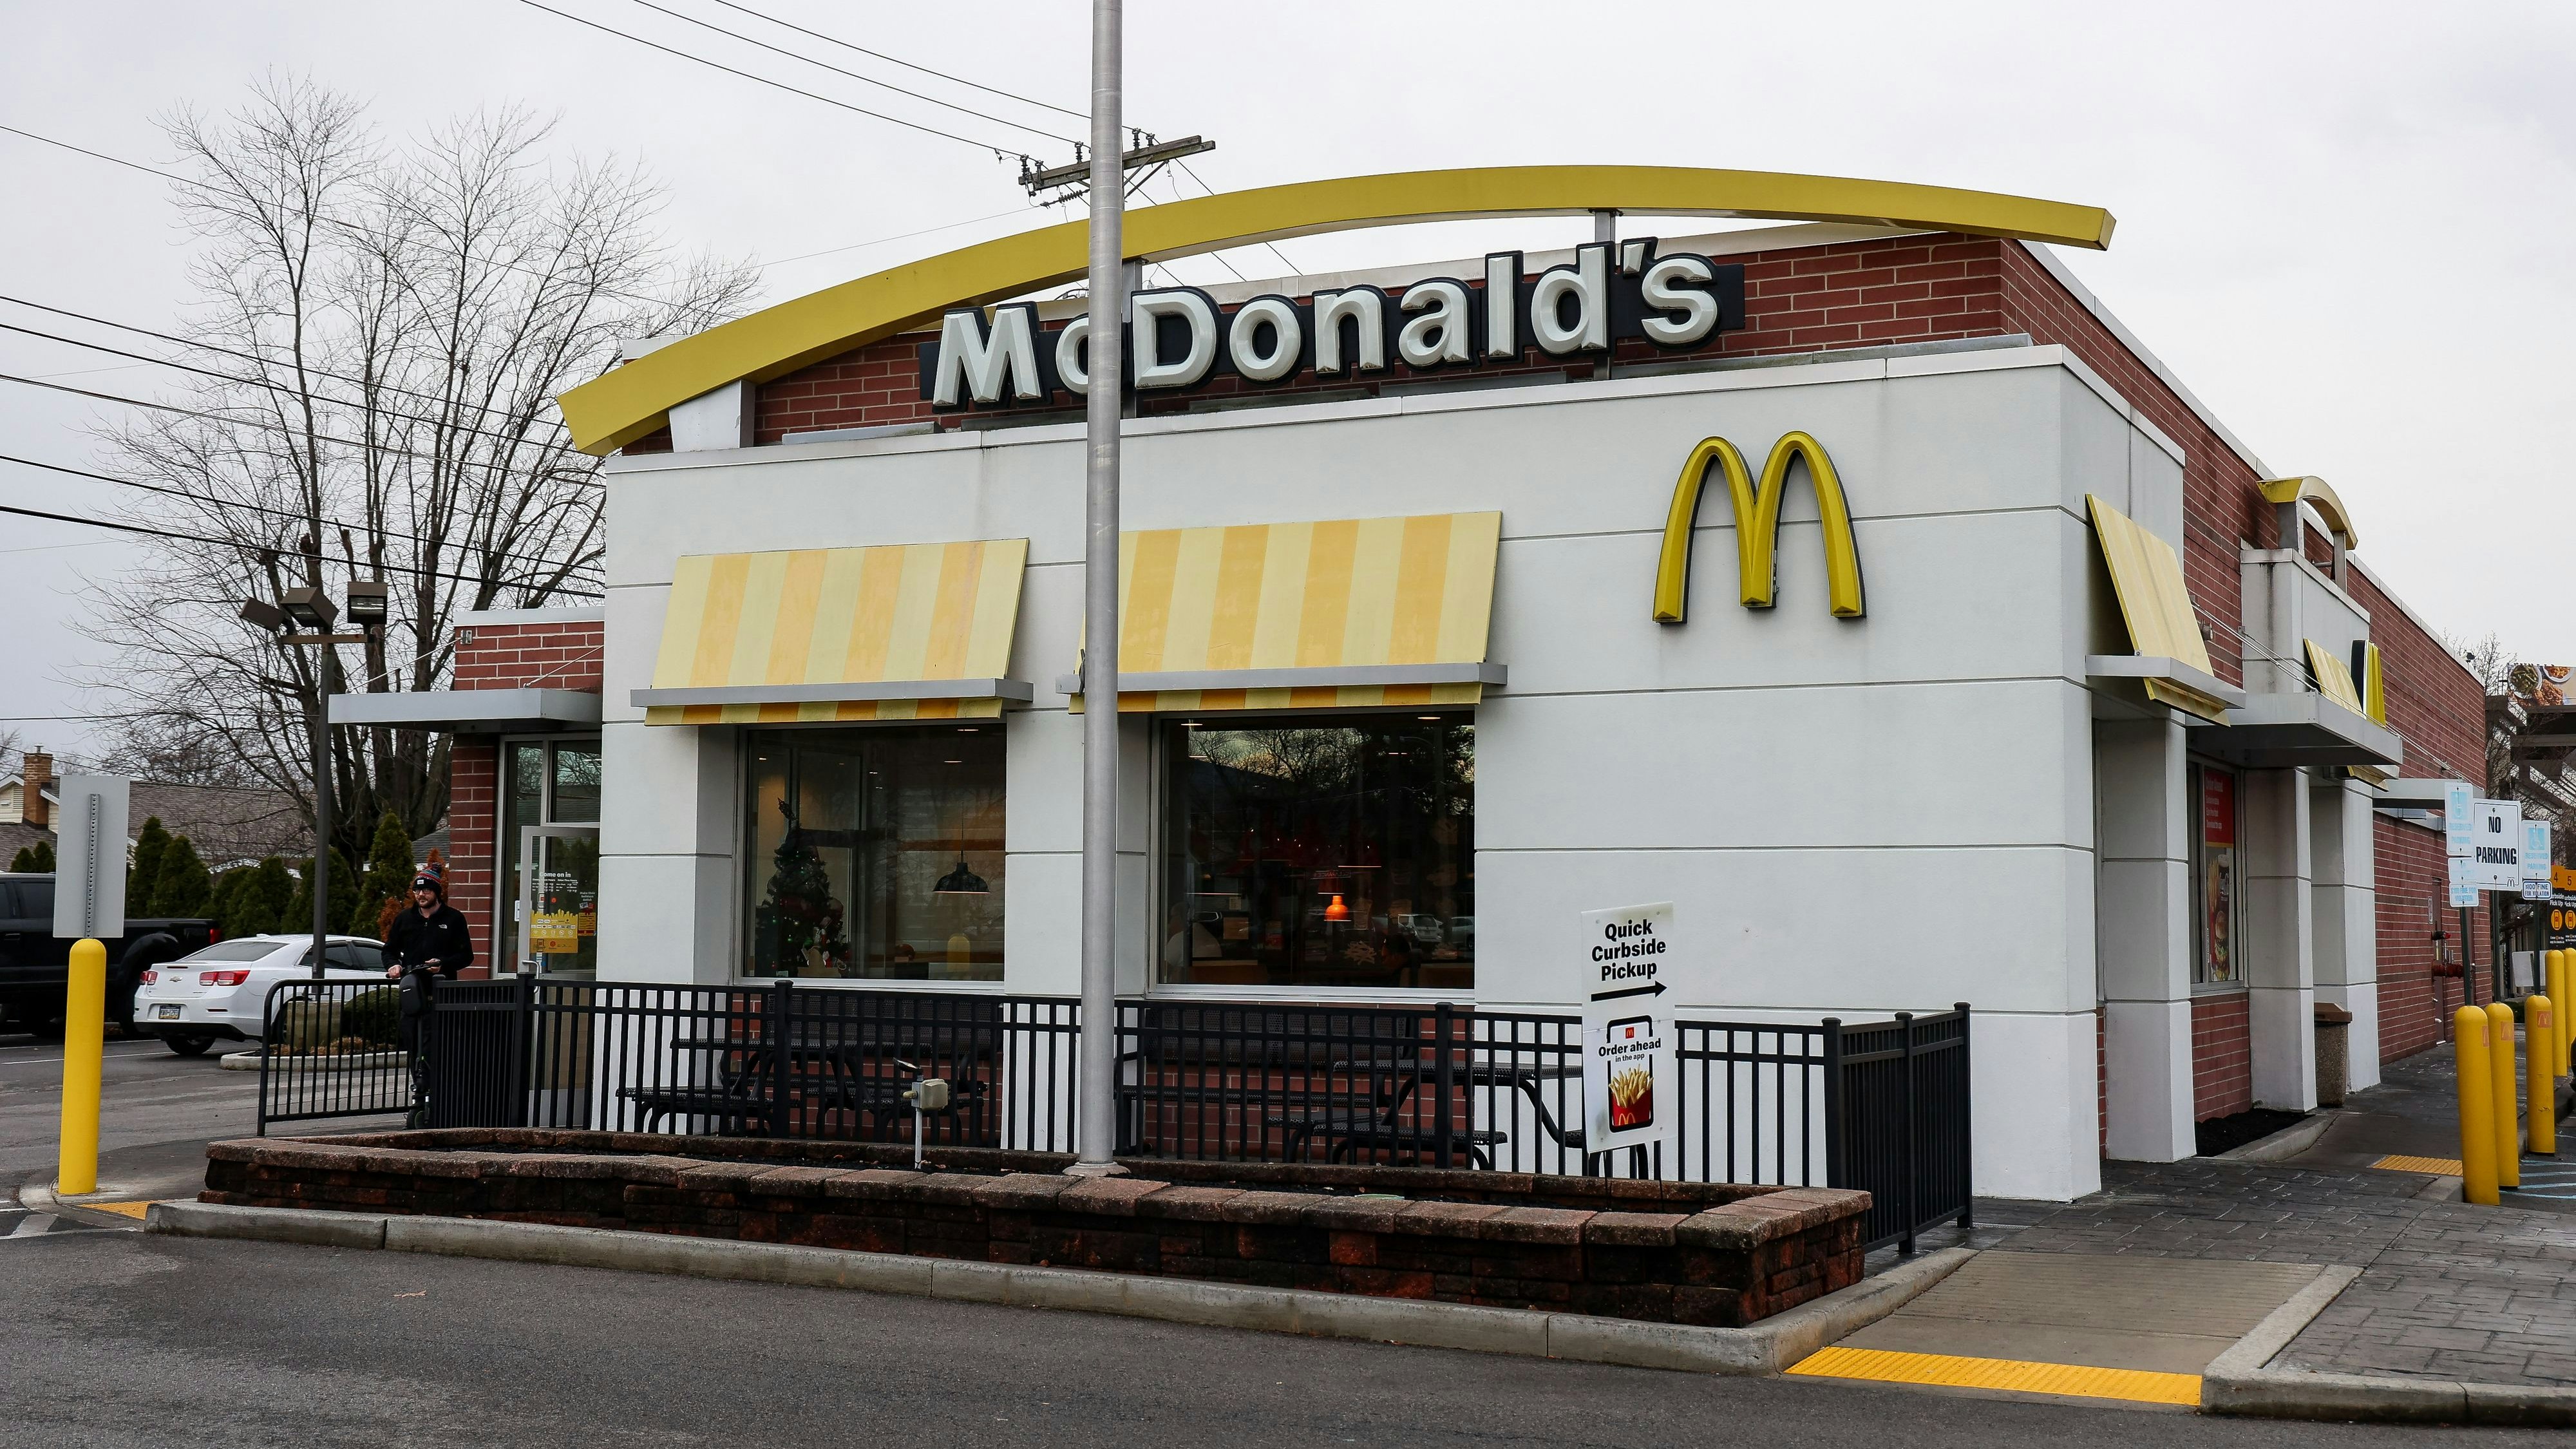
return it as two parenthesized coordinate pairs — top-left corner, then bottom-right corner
(1826, 1006), (1973, 1253)
(255, 980), (1970, 1253)
(253, 978), (415, 1129)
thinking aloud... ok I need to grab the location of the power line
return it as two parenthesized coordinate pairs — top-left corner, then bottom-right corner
(759, 205), (1041, 270)
(625, 0), (1075, 146)
(0, 451), (603, 583)
(0, 321), (577, 455)
(0, 122), (676, 312)
(0, 501), (605, 599)
(516, 1), (1032, 158)
(710, 0), (1089, 122)
(0, 370), (603, 483)
(1177, 159), (1300, 276)
(0, 293), (574, 435)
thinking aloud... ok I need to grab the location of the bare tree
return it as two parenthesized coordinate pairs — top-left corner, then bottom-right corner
(2446, 630), (2512, 694)
(80, 76), (753, 860)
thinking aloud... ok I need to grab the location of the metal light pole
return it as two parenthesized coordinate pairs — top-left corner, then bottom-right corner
(245, 583), (381, 979)
(1072, 0), (1128, 1173)
(308, 668), (334, 980)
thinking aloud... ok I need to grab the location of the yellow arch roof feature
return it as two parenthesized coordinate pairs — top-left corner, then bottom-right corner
(2259, 476), (2359, 551)
(559, 165), (2116, 454)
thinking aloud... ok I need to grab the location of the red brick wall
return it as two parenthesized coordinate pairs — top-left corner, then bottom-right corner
(449, 739), (498, 972)
(445, 618), (603, 972)
(2192, 992), (2253, 1121)
(2340, 570), (2484, 784)
(2374, 813), (2488, 1063)
(453, 620), (605, 694)
(748, 236), (2017, 445)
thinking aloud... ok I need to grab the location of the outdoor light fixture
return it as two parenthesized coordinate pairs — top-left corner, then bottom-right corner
(278, 586), (337, 630)
(344, 580), (389, 629)
(238, 597), (287, 632)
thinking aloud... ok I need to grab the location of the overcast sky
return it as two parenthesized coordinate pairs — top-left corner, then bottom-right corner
(5, 0), (2573, 771)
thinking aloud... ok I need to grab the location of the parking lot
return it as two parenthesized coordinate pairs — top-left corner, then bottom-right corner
(0, 1027), (390, 1213)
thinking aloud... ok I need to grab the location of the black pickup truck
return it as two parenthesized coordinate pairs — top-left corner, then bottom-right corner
(0, 872), (217, 1037)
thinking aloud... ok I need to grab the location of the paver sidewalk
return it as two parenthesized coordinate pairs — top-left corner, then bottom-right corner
(1904, 1045), (2576, 1388)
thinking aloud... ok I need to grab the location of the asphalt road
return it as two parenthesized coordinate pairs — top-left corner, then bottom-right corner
(0, 1032), (2555, 1441)
(5, 1231), (2566, 1449)
(0, 1028), (397, 1204)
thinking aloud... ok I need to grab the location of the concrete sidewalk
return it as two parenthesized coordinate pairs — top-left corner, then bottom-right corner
(1792, 1042), (2576, 1419)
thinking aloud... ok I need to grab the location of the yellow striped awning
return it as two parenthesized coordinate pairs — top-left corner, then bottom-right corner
(634, 540), (1030, 724)
(1067, 512), (1503, 714)
(2086, 494), (2231, 724)
(2304, 639), (2367, 714)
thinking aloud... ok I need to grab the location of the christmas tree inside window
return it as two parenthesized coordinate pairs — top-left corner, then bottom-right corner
(743, 725), (1005, 981)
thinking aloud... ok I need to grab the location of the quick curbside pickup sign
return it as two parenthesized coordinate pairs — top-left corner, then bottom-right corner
(1580, 901), (1680, 1157)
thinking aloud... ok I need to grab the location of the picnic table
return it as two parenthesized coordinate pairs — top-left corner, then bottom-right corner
(620, 1032), (989, 1137)
(1262, 1054), (1586, 1167)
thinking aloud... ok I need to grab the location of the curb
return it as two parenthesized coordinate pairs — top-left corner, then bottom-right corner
(144, 1199), (1969, 1374)
(16, 1175), (155, 1231)
(218, 1050), (402, 1072)
(2218, 1110), (2338, 1163)
(2202, 1264), (2576, 1426)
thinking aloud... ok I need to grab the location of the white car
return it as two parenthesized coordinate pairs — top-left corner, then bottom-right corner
(131, 935), (389, 1056)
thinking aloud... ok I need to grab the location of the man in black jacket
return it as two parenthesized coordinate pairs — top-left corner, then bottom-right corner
(384, 872), (472, 979)
(383, 870), (470, 1128)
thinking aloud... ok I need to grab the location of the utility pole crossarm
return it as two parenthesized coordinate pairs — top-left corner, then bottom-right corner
(1023, 135), (1211, 196)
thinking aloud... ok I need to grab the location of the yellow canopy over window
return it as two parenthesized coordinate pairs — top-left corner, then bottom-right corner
(1067, 512), (1504, 714)
(635, 540), (1029, 724)
(2085, 495), (2231, 724)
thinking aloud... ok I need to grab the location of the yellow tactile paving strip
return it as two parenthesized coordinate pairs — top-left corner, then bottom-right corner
(79, 1201), (152, 1219)
(1786, 1346), (2203, 1406)
(2372, 1154), (2465, 1175)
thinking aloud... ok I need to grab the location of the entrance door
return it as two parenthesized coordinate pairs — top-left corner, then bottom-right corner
(517, 826), (600, 977)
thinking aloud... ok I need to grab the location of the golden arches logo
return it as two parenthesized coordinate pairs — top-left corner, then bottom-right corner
(1652, 432), (1864, 624)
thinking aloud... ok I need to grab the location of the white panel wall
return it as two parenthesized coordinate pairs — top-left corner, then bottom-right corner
(599, 345), (2172, 1199)
(2312, 775), (2382, 1092)
(2242, 768), (2318, 1110)
(2096, 716), (2195, 1161)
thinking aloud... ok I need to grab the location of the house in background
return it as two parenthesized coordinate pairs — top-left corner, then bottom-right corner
(1, 749), (312, 871)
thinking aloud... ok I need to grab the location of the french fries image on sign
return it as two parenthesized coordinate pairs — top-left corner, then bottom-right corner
(1609, 1061), (1654, 1131)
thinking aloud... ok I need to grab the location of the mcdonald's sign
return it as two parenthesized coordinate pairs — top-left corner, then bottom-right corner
(1652, 432), (1864, 624)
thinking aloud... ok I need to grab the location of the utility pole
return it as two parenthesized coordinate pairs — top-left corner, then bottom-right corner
(1071, 0), (1128, 1176)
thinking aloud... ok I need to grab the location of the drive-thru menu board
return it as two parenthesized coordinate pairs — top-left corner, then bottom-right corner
(1581, 901), (1678, 1157)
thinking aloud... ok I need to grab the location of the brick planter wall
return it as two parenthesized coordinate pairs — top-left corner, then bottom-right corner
(202, 1130), (1868, 1327)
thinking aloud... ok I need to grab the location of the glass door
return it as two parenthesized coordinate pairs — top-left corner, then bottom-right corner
(518, 825), (600, 977)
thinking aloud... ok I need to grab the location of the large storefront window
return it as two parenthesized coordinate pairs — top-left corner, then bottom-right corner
(743, 725), (1004, 981)
(1161, 714), (1474, 991)
(2192, 761), (2239, 986)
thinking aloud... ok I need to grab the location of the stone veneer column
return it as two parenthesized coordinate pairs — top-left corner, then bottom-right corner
(2096, 716), (2196, 1160)
(2242, 766), (2317, 1110)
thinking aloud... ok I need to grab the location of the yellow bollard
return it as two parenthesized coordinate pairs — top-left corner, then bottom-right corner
(2545, 951), (2560, 1081)
(2489, 1000), (2522, 1189)
(2530, 995), (2557, 1157)
(56, 938), (105, 1197)
(2545, 954), (2566, 1077)
(2458, 1005), (2499, 1204)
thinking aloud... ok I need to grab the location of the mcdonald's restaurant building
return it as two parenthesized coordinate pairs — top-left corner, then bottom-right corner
(469, 170), (2492, 1203)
